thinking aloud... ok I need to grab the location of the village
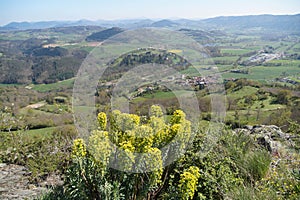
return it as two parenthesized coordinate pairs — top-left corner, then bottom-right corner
(133, 74), (216, 97)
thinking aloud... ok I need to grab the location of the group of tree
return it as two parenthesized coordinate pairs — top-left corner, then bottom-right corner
(0, 36), (88, 84)
(99, 48), (190, 82)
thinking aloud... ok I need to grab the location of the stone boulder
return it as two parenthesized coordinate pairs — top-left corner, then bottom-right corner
(234, 125), (294, 154)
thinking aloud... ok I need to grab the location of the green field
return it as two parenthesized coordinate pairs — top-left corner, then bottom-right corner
(226, 86), (258, 99)
(221, 48), (254, 56)
(216, 64), (235, 72)
(213, 56), (239, 63)
(18, 127), (56, 140)
(222, 65), (300, 81)
(32, 78), (75, 92)
(266, 59), (300, 66)
(0, 126), (57, 146)
(133, 90), (194, 102)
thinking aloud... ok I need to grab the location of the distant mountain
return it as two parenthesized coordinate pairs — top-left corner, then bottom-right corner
(1, 14), (300, 32)
(128, 19), (154, 28)
(0, 20), (99, 31)
(0, 19), (154, 31)
(2, 21), (66, 31)
(86, 27), (124, 42)
(179, 28), (226, 41)
(203, 14), (300, 32)
(150, 20), (179, 27)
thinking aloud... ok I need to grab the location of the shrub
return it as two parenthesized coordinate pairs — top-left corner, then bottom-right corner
(0, 125), (76, 182)
(52, 106), (191, 199)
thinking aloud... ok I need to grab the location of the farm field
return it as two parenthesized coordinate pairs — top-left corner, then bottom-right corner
(0, 16), (300, 199)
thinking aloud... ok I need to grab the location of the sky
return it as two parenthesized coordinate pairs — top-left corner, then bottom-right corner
(0, 0), (299, 26)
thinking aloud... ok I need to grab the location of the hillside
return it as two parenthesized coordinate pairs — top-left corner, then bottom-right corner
(85, 27), (124, 42)
(0, 19), (299, 198)
(0, 26), (106, 84)
(150, 19), (179, 27)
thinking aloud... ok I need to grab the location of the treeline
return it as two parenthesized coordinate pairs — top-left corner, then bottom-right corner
(0, 38), (87, 84)
(100, 48), (191, 82)
(86, 27), (124, 42)
(0, 38), (191, 84)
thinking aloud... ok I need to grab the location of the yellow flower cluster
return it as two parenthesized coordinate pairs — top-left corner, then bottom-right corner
(71, 138), (87, 158)
(134, 125), (154, 152)
(170, 110), (186, 125)
(150, 105), (163, 118)
(112, 110), (140, 131)
(146, 147), (163, 185)
(97, 112), (107, 131)
(179, 166), (200, 200)
(88, 130), (111, 170)
(118, 141), (135, 171)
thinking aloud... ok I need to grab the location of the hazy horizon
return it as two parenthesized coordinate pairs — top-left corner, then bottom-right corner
(2, 13), (300, 26)
(1, 0), (299, 26)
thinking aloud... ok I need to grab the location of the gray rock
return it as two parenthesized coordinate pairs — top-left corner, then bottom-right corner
(243, 125), (253, 130)
(0, 163), (61, 200)
(235, 125), (291, 154)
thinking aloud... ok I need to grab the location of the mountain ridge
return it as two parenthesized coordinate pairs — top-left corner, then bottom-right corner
(1, 13), (299, 32)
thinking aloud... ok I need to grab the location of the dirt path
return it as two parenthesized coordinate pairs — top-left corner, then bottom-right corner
(25, 102), (45, 109)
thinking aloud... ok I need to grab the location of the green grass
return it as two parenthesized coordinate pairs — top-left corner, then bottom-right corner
(214, 56), (240, 62)
(135, 90), (194, 101)
(133, 92), (174, 102)
(180, 66), (201, 76)
(32, 78), (74, 92)
(0, 127), (56, 143)
(179, 65), (218, 76)
(38, 104), (70, 114)
(292, 43), (300, 52)
(0, 83), (21, 87)
(79, 46), (96, 52)
(224, 85), (287, 125)
(143, 91), (176, 99)
(217, 65), (236, 72)
(0, 29), (88, 42)
(251, 97), (285, 110)
(227, 86), (258, 100)
(21, 127), (57, 141)
(20, 107), (54, 121)
(73, 105), (94, 113)
(225, 107), (282, 125)
(266, 59), (300, 66)
(221, 49), (254, 56)
(222, 65), (300, 81)
(225, 94), (286, 125)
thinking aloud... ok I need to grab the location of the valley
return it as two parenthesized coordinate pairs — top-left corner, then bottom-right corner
(0, 14), (299, 199)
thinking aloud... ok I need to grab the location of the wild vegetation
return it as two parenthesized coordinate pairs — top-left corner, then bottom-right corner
(38, 106), (300, 199)
(0, 15), (300, 199)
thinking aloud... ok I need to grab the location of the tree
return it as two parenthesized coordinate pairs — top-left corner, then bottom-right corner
(0, 106), (23, 132)
(275, 89), (292, 105)
(225, 81), (237, 90)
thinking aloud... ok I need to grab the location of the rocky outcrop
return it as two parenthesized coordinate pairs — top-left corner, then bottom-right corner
(235, 125), (296, 154)
(0, 163), (62, 200)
